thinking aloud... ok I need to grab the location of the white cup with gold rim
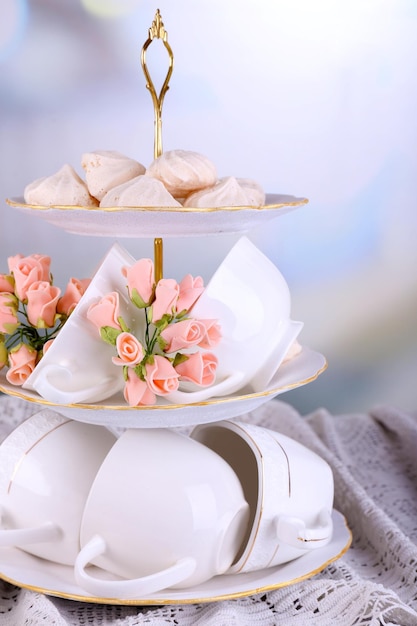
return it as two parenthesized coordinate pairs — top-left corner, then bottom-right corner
(74, 427), (250, 598)
(191, 420), (334, 573)
(0, 410), (116, 564)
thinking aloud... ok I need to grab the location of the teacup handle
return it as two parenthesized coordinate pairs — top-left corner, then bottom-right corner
(274, 509), (333, 550)
(0, 508), (62, 547)
(74, 535), (197, 598)
(33, 365), (122, 404)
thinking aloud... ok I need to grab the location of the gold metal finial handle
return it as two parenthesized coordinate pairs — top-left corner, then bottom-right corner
(141, 9), (174, 160)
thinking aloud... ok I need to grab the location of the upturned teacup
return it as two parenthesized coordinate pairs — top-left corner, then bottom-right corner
(74, 427), (250, 598)
(191, 420), (334, 573)
(0, 410), (116, 564)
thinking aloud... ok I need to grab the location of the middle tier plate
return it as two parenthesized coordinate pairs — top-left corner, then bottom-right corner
(0, 347), (326, 429)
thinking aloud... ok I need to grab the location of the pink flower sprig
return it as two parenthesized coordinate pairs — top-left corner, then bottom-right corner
(0, 253), (91, 386)
(87, 259), (221, 407)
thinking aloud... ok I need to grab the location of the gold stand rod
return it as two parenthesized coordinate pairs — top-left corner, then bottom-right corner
(141, 9), (174, 160)
(141, 9), (174, 281)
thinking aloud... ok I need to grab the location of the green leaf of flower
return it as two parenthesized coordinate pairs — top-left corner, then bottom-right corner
(173, 352), (189, 368)
(100, 326), (121, 346)
(130, 288), (148, 309)
(118, 316), (130, 333)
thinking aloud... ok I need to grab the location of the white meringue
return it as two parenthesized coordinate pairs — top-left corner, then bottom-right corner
(100, 174), (182, 208)
(24, 164), (98, 207)
(234, 177), (265, 206)
(146, 149), (217, 198)
(183, 176), (250, 208)
(81, 150), (146, 201)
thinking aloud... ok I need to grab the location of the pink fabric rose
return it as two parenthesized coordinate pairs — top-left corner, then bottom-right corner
(112, 332), (144, 366)
(160, 319), (206, 353)
(175, 351), (218, 387)
(5, 343), (38, 386)
(0, 293), (19, 334)
(122, 258), (155, 307)
(176, 274), (204, 314)
(123, 369), (156, 406)
(57, 277), (91, 315)
(0, 274), (14, 293)
(9, 254), (51, 301)
(196, 319), (222, 349)
(151, 279), (179, 323)
(26, 281), (61, 328)
(145, 355), (179, 396)
(42, 339), (55, 356)
(87, 292), (121, 332)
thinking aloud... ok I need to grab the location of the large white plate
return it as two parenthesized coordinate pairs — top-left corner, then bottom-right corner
(0, 510), (350, 605)
(0, 347), (327, 429)
(6, 194), (308, 238)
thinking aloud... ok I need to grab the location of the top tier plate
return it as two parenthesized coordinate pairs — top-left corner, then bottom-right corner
(6, 194), (307, 238)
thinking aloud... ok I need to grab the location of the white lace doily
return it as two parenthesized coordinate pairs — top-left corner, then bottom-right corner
(0, 395), (417, 626)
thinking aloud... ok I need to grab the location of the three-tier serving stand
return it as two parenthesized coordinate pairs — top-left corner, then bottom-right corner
(0, 10), (350, 604)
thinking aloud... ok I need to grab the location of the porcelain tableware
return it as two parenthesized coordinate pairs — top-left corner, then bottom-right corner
(0, 410), (116, 565)
(165, 236), (303, 404)
(191, 420), (334, 573)
(23, 243), (138, 404)
(74, 427), (250, 598)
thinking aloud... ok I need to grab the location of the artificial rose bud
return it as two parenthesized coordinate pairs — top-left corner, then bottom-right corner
(57, 277), (91, 315)
(87, 292), (122, 333)
(112, 332), (144, 366)
(0, 292), (19, 334)
(0, 274), (15, 293)
(145, 355), (179, 396)
(175, 351), (218, 387)
(151, 279), (179, 323)
(176, 274), (204, 314)
(124, 368), (156, 406)
(122, 258), (155, 308)
(9, 254), (51, 301)
(26, 281), (61, 328)
(160, 319), (206, 353)
(197, 319), (222, 349)
(5, 343), (37, 386)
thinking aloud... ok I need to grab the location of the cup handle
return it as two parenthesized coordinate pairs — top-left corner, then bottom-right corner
(274, 509), (333, 550)
(74, 535), (197, 598)
(32, 365), (122, 404)
(0, 508), (62, 547)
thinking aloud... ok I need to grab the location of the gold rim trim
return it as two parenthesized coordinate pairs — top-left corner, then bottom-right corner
(0, 359), (327, 412)
(6, 196), (308, 214)
(0, 512), (351, 605)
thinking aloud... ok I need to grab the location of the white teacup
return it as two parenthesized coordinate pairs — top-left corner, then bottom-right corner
(191, 420), (334, 573)
(166, 236), (303, 404)
(23, 242), (139, 405)
(74, 428), (250, 598)
(0, 410), (116, 565)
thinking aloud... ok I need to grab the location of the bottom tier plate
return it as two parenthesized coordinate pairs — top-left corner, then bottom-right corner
(0, 510), (350, 605)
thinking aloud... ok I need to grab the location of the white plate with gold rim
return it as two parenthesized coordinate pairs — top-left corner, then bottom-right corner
(6, 194), (308, 238)
(0, 347), (326, 429)
(0, 510), (350, 605)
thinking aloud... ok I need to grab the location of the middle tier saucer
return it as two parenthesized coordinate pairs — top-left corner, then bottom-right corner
(0, 347), (326, 429)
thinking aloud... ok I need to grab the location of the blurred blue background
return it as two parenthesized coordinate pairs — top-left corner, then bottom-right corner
(1, 0), (416, 414)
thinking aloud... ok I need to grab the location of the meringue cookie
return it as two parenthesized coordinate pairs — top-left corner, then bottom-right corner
(183, 176), (250, 208)
(234, 177), (265, 206)
(100, 174), (182, 208)
(81, 150), (146, 201)
(146, 149), (217, 198)
(24, 164), (98, 207)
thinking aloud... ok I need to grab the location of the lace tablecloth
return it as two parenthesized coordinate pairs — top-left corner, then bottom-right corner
(0, 394), (417, 626)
